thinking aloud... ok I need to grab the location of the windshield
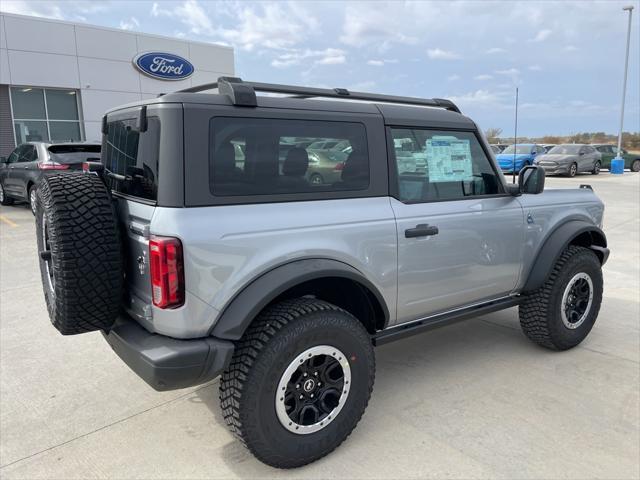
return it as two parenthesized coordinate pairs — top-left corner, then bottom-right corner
(548, 145), (581, 155)
(502, 145), (532, 154)
(48, 144), (101, 164)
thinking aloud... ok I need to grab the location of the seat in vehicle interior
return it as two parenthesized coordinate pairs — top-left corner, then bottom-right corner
(339, 151), (368, 188)
(278, 147), (310, 191)
(214, 143), (243, 181)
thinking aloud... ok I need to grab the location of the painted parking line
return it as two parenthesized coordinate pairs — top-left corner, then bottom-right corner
(0, 215), (19, 227)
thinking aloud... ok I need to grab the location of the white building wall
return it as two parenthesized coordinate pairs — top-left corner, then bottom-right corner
(0, 13), (234, 142)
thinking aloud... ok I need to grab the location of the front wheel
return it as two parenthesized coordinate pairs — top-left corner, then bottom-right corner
(0, 183), (14, 205)
(219, 298), (375, 468)
(591, 161), (601, 175)
(519, 245), (603, 350)
(567, 162), (578, 177)
(631, 159), (640, 172)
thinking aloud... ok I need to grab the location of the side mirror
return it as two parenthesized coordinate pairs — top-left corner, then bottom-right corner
(519, 165), (545, 194)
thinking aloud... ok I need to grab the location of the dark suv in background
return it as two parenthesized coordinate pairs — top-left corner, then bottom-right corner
(0, 142), (101, 214)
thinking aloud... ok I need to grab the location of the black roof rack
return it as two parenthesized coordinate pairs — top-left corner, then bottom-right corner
(175, 77), (461, 114)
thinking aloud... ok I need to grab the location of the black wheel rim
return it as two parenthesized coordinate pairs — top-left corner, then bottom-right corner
(561, 273), (593, 329)
(276, 345), (350, 434)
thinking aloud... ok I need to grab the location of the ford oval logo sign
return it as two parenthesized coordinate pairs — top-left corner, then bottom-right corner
(133, 52), (194, 81)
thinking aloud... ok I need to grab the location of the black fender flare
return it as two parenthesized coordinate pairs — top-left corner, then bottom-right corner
(523, 220), (608, 292)
(210, 258), (390, 340)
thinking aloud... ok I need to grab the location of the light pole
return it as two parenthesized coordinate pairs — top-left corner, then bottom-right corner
(614, 5), (634, 167)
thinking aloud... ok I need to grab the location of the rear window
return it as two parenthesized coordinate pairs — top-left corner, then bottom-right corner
(209, 117), (369, 196)
(48, 144), (101, 164)
(103, 116), (160, 201)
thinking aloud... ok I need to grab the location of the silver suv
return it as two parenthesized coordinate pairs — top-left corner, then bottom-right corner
(34, 78), (609, 468)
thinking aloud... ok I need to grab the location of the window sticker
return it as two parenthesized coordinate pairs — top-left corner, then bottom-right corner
(425, 138), (473, 182)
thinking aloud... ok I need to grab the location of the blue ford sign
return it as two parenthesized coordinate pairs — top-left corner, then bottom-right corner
(133, 52), (194, 81)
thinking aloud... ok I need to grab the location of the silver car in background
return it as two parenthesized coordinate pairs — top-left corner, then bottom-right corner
(535, 144), (601, 177)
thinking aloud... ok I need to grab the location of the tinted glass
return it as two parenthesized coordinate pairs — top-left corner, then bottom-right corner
(548, 145), (581, 155)
(502, 145), (532, 154)
(209, 117), (369, 196)
(392, 129), (502, 203)
(18, 145), (36, 162)
(49, 121), (81, 142)
(45, 90), (79, 120)
(103, 116), (160, 201)
(14, 120), (49, 143)
(11, 87), (45, 119)
(48, 144), (101, 164)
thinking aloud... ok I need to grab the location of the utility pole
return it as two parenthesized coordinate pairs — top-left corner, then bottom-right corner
(616, 5), (634, 160)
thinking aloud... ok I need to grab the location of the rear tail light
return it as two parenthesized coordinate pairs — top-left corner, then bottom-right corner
(334, 162), (345, 171)
(38, 162), (70, 170)
(149, 236), (184, 309)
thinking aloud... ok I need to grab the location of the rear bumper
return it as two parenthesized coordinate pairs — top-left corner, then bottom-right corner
(103, 315), (234, 391)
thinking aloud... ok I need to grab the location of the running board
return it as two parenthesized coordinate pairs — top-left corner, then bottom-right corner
(373, 297), (521, 346)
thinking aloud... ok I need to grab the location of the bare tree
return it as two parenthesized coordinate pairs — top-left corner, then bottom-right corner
(484, 128), (503, 143)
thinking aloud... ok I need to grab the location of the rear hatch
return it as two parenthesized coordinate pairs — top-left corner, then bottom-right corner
(102, 108), (162, 324)
(47, 144), (101, 170)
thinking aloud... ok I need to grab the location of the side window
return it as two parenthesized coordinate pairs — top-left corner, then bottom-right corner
(7, 147), (21, 163)
(391, 128), (502, 203)
(18, 145), (35, 162)
(536, 146), (545, 154)
(209, 117), (369, 196)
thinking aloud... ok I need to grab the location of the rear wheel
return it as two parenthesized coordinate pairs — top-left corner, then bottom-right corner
(567, 162), (578, 177)
(631, 159), (640, 172)
(519, 245), (602, 350)
(309, 173), (323, 185)
(591, 161), (600, 175)
(28, 185), (37, 215)
(219, 298), (375, 468)
(0, 183), (14, 205)
(36, 172), (122, 335)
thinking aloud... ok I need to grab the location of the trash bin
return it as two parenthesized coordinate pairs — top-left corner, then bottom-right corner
(610, 157), (625, 174)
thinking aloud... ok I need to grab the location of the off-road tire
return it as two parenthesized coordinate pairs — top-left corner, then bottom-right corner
(0, 182), (14, 205)
(631, 159), (640, 172)
(519, 245), (602, 350)
(219, 298), (375, 469)
(591, 161), (600, 175)
(36, 172), (122, 335)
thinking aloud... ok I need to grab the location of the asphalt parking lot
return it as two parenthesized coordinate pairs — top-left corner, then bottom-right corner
(1, 173), (638, 479)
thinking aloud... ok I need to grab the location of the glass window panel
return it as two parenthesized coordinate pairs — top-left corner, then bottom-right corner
(14, 120), (49, 144)
(46, 89), (79, 120)
(11, 87), (46, 119)
(49, 121), (81, 142)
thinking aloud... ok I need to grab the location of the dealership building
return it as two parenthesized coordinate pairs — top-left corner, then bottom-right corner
(0, 12), (235, 158)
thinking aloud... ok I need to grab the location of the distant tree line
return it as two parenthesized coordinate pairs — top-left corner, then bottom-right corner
(484, 129), (640, 150)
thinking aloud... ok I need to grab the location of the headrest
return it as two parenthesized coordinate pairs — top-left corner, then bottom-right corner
(283, 148), (309, 177)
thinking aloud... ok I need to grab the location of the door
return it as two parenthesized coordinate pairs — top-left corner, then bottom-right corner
(8, 144), (38, 199)
(597, 146), (614, 168)
(388, 127), (525, 324)
(4, 145), (28, 197)
(580, 146), (598, 172)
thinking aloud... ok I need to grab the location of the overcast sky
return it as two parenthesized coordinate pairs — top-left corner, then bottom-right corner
(2, 0), (639, 137)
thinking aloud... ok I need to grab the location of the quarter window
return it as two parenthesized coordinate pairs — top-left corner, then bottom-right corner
(11, 87), (83, 144)
(209, 117), (369, 196)
(391, 128), (502, 203)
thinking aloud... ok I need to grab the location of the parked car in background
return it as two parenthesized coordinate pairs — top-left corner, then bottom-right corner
(593, 144), (640, 172)
(534, 144), (601, 177)
(542, 144), (557, 153)
(491, 143), (509, 152)
(496, 143), (546, 173)
(0, 142), (101, 214)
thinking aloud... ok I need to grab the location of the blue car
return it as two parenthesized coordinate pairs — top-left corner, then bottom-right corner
(496, 144), (546, 172)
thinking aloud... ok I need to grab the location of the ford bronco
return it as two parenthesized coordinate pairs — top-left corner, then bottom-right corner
(35, 77), (609, 468)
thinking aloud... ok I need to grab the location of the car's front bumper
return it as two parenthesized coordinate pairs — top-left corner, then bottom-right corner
(103, 315), (234, 391)
(535, 163), (567, 175)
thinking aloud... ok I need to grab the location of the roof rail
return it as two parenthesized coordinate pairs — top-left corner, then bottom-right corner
(176, 77), (462, 113)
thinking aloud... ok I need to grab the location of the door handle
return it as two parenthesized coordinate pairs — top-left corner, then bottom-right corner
(405, 224), (439, 238)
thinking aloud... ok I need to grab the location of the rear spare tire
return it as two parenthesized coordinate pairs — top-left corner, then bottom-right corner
(36, 172), (122, 335)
